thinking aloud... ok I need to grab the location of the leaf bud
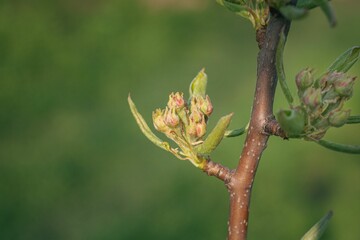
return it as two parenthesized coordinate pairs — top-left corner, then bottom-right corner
(276, 107), (306, 138)
(296, 68), (314, 90)
(329, 109), (351, 127)
(189, 68), (207, 99)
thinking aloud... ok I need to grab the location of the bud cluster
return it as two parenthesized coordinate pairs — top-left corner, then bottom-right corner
(287, 69), (356, 140)
(152, 92), (213, 144)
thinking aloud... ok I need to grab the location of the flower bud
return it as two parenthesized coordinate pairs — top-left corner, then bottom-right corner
(167, 92), (185, 109)
(164, 107), (180, 128)
(196, 117), (207, 139)
(296, 68), (314, 90)
(333, 76), (356, 97)
(302, 87), (322, 109)
(329, 109), (351, 127)
(189, 99), (203, 123)
(199, 95), (213, 116)
(152, 109), (168, 132)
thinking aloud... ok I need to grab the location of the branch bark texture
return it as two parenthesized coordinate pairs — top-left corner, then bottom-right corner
(226, 12), (292, 240)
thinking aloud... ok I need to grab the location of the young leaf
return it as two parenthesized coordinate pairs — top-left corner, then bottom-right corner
(189, 68), (207, 99)
(327, 46), (360, 73)
(346, 115), (360, 124)
(279, 5), (308, 20)
(276, 28), (294, 105)
(196, 113), (233, 154)
(301, 211), (333, 240)
(128, 94), (172, 152)
(319, 0), (336, 27)
(225, 127), (246, 138)
(297, 0), (326, 9)
(317, 139), (360, 154)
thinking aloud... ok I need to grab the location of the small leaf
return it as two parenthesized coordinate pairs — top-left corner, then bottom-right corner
(327, 46), (360, 73)
(319, 0), (336, 27)
(189, 68), (207, 99)
(128, 94), (172, 152)
(279, 5), (308, 20)
(317, 139), (360, 154)
(225, 127), (246, 138)
(301, 211), (333, 240)
(347, 115), (360, 124)
(276, 28), (294, 105)
(196, 113), (233, 154)
(276, 108), (305, 138)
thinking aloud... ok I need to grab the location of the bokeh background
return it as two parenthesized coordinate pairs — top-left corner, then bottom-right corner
(0, 0), (359, 239)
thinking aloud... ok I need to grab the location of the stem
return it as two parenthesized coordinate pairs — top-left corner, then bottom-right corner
(226, 10), (292, 240)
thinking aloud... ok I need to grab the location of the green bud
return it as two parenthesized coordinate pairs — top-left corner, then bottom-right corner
(329, 109), (351, 127)
(334, 76), (356, 97)
(296, 68), (314, 90)
(163, 107), (180, 128)
(152, 108), (168, 132)
(189, 68), (207, 99)
(302, 87), (322, 109)
(167, 92), (185, 110)
(277, 108), (306, 138)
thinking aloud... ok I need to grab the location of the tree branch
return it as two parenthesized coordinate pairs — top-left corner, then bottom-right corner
(226, 10), (292, 240)
(202, 159), (233, 183)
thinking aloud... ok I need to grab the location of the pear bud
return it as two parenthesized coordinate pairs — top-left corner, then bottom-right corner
(164, 107), (180, 128)
(302, 87), (322, 109)
(333, 76), (356, 97)
(199, 95), (213, 116)
(152, 109), (168, 132)
(167, 92), (185, 110)
(296, 68), (314, 90)
(329, 109), (351, 127)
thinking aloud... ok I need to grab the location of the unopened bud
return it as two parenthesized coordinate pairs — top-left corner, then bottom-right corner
(334, 76), (356, 97)
(329, 109), (351, 127)
(152, 109), (168, 132)
(164, 107), (179, 128)
(302, 87), (322, 109)
(320, 72), (344, 88)
(199, 95), (213, 116)
(189, 68), (207, 98)
(296, 68), (314, 90)
(168, 92), (185, 109)
(190, 99), (203, 123)
(196, 117), (207, 139)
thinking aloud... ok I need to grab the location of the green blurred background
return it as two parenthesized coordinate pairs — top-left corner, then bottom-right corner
(0, 0), (359, 239)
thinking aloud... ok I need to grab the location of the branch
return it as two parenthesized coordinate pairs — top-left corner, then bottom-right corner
(202, 159), (233, 183)
(226, 9), (293, 240)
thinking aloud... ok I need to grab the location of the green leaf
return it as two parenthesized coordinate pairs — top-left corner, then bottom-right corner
(327, 46), (360, 73)
(128, 94), (172, 152)
(347, 115), (360, 124)
(196, 113), (233, 154)
(279, 5), (308, 20)
(319, 0), (336, 27)
(276, 28), (294, 105)
(297, 0), (327, 10)
(317, 139), (360, 154)
(301, 211), (333, 240)
(276, 108), (306, 138)
(224, 127), (246, 138)
(189, 68), (207, 99)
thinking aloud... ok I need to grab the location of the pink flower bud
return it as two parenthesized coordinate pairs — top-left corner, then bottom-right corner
(196, 117), (207, 138)
(329, 109), (351, 127)
(164, 107), (180, 128)
(334, 76), (356, 97)
(152, 109), (168, 132)
(199, 95), (213, 116)
(302, 87), (322, 109)
(167, 92), (185, 109)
